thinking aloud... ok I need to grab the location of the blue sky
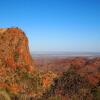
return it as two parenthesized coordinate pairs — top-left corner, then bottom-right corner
(0, 0), (100, 52)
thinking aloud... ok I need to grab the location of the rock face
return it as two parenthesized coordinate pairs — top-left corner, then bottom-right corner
(0, 28), (40, 98)
(0, 28), (34, 71)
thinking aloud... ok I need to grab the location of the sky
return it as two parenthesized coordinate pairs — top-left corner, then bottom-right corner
(0, 0), (100, 52)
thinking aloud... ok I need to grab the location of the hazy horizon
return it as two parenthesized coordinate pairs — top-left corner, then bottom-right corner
(32, 51), (100, 53)
(31, 51), (100, 58)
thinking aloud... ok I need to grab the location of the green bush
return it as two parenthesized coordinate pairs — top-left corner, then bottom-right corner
(91, 86), (100, 100)
(48, 96), (61, 100)
(0, 89), (11, 100)
(14, 51), (19, 62)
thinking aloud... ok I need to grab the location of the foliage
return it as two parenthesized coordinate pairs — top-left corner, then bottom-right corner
(48, 96), (61, 100)
(40, 66), (93, 100)
(14, 51), (19, 62)
(91, 86), (100, 100)
(0, 89), (11, 100)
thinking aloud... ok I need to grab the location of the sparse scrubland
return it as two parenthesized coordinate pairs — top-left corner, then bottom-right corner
(0, 28), (100, 100)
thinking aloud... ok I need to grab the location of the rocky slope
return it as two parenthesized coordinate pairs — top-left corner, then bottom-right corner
(0, 28), (39, 99)
(35, 57), (100, 85)
(0, 28), (34, 71)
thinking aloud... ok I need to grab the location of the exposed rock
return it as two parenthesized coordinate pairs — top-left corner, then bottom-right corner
(0, 28), (38, 99)
(0, 27), (35, 71)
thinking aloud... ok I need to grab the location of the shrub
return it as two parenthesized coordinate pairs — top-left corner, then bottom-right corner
(0, 89), (11, 100)
(14, 51), (19, 62)
(91, 86), (100, 100)
(41, 66), (92, 99)
(48, 96), (61, 100)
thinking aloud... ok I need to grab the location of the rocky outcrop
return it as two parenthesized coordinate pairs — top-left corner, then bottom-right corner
(0, 28), (34, 71)
(0, 28), (38, 99)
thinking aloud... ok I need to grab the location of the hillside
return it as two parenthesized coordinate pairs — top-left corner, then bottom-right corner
(0, 28), (41, 99)
(0, 28), (100, 100)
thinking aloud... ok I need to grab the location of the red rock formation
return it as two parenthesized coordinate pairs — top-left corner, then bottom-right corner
(0, 28), (35, 71)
